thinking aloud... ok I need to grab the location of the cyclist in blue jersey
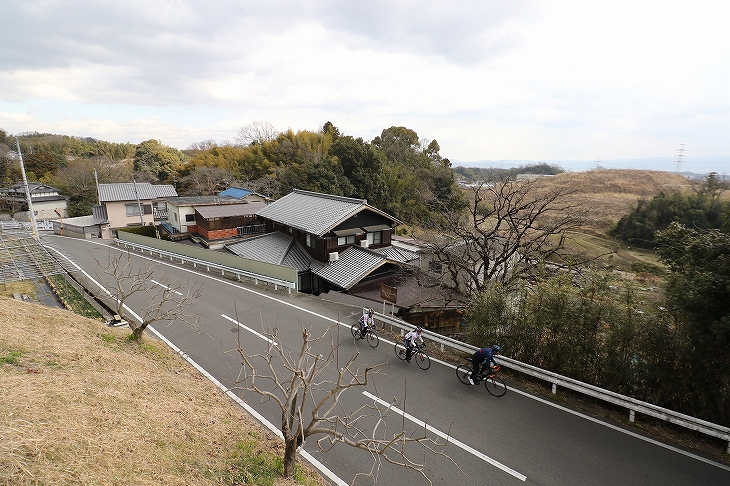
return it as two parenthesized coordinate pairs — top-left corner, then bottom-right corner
(470, 345), (501, 385)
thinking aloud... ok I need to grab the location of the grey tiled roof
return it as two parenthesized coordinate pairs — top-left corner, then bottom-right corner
(98, 183), (177, 202)
(314, 245), (388, 290)
(257, 189), (401, 236)
(374, 245), (420, 264)
(225, 232), (319, 273)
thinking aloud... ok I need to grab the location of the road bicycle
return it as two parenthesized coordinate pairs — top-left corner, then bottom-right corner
(456, 364), (507, 397)
(350, 323), (379, 348)
(394, 341), (431, 370)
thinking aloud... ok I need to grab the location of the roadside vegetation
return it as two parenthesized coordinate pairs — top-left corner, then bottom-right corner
(464, 171), (730, 429)
(0, 297), (326, 486)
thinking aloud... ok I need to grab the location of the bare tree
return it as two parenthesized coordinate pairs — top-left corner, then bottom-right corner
(235, 121), (280, 147)
(422, 177), (587, 298)
(177, 166), (237, 195)
(246, 174), (281, 199)
(229, 316), (454, 483)
(185, 139), (219, 152)
(93, 250), (202, 340)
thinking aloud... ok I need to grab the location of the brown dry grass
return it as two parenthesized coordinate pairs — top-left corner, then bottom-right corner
(0, 297), (326, 486)
(547, 169), (692, 233)
(522, 169), (700, 271)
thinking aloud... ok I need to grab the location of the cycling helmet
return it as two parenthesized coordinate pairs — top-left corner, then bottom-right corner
(416, 326), (423, 333)
(492, 345), (501, 353)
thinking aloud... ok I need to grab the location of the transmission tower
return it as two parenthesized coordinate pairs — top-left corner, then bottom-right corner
(674, 144), (685, 173)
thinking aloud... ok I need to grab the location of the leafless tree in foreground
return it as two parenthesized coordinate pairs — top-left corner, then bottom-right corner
(93, 250), (203, 340)
(229, 316), (457, 483)
(421, 177), (588, 299)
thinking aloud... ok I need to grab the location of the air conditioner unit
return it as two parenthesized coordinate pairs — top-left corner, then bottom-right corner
(361, 240), (369, 248)
(329, 252), (339, 262)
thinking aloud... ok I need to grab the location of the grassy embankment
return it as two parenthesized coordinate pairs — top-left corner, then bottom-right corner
(0, 297), (326, 486)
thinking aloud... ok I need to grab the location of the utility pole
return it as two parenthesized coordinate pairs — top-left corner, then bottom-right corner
(94, 168), (100, 204)
(15, 138), (39, 241)
(132, 179), (145, 226)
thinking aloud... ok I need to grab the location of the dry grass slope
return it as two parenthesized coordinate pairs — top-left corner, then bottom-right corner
(0, 297), (326, 486)
(547, 169), (691, 233)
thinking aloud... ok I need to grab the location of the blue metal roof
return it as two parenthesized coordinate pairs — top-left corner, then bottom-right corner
(219, 187), (253, 199)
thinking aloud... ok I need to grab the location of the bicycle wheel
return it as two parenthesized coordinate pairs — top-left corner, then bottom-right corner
(456, 365), (473, 385)
(485, 376), (507, 397)
(394, 342), (407, 361)
(415, 350), (431, 370)
(351, 324), (360, 339)
(366, 331), (379, 348)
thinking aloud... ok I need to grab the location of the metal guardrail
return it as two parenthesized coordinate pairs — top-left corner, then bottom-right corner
(371, 311), (730, 453)
(113, 238), (297, 293)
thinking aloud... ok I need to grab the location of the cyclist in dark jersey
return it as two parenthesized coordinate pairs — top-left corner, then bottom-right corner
(470, 345), (501, 385)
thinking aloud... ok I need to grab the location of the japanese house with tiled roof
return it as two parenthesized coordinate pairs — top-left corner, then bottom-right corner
(226, 189), (406, 294)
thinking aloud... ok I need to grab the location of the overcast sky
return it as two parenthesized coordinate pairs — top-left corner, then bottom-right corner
(1, 1), (728, 172)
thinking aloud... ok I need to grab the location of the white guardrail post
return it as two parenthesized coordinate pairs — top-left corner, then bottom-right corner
(370, 311), (730, 452)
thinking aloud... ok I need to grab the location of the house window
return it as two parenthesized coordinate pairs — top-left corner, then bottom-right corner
(306, 234), (315, 248)
(185, 213), (195, 222)
(367, 231), (382, 246)
(337, 235), (355, 245)
(173, 213), (178, 222)
(429, 261), (443, 273)
(125, 204), (141, 216)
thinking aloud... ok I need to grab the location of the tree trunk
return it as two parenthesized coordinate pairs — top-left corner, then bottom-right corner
(131, 326), (145, 340)
(283, 436), (298, 478)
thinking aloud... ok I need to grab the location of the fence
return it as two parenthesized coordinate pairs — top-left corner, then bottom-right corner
(114, 232), (297, 293)
(371, 310), (730, 453)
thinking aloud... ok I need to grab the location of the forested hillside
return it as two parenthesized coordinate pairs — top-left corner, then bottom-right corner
(0, 124), (464, 225)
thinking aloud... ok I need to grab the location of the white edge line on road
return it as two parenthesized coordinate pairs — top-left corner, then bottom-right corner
(362, 391), (527, 482)
(46, 237), (730, 473)
(146, 325), (349, 486)
(46, 241), (349, 486)
(221, 314), (278, 345)
(505, 385), (730, 472)
(151, 279), (183, 295)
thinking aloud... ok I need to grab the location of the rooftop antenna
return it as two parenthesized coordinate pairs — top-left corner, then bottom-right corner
(674, 144), (685, 173)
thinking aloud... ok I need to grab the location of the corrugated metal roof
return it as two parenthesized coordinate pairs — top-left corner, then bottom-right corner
(195, 202), (267, 218)
(257, 189), (401, 236)
(314, 245), (387, 290)
(98, 183), (177, 202)
(164, 196), (239, 206)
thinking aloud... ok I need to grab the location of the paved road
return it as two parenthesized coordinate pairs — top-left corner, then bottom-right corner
(43, 235), (730, 486)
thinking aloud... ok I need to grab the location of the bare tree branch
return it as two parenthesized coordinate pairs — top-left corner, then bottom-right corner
(92, 250), (202, 339)
(234, 121), (280, 147)
(227, 310), (456, 483)
(421, 177), (588, 298)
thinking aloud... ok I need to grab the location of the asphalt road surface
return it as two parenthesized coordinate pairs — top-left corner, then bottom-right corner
(43, 234), (730, 486)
